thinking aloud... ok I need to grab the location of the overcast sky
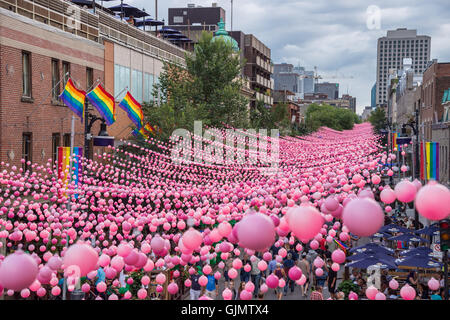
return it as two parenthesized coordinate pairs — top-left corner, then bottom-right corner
(125, 0), (450, 114)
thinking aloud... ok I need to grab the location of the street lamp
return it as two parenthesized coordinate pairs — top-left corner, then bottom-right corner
(84, 102), (114, 160)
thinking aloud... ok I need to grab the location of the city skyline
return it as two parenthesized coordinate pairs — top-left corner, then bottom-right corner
(128, 0), (450, 114)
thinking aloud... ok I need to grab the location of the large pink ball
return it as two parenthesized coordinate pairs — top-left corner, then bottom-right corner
(365, 285), (378, 300)
(0, 251), (38, 291)
(111, 256), (124, 272)
(400, 284), (416, 300)
(394, 180), (417, 203)
(155, 273), (166, 285)
(236, 213), (275, 251)
(266, 274), (279, 289)
(324, 196), (339, 212)
(380, 187), (396, 204)
(63, 243), (98, 277)
(117, 243), (132, 257)
(331, 263), (340, 272)
(222, 288), (232, 300)
(47, 256), (62, 270)
(168, 282), (178, 295)
(348, 291), (358, 300)
(375, 292), (386, 300)
(389, 279), (399, 290)
(331, 249), (346, 264)
(287, 206), (324, 242)
(228, 268), (238, 279)
(310, 240), (319, 250)
(182, 228), (203, 250)
(428, 278), (440, 291)
(96, 281), (107, 293)
(288, 266), (302, 281)
(199, 275), (208, 286)
(415, 182), (450, 221)
(137, 288), (147, 299)
(342, 198), (383, 237)
(258, 260), (267, 271)
(315, 268), (323, 277)
(240, 289), (252, 300)
(298, 274), (306, 285)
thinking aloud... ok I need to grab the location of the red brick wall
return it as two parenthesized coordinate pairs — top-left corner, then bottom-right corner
(0, 44), (104, 168)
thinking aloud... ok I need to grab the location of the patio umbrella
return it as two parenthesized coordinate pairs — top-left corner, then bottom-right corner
(347, 251), (396, 263)
(160, 27), (182, 34)
(388, 234), (430, 243)
(400, 246), (433, 256)
(371, 231), (391, 239)
(414, 225), (439, 237)
(346, 257), (397, 270)
(109, 3), (149, 18)
(349, 242), (395, 255)
(135, 18), (165, 27)
(395, 255), (442, 269)
(379, 223), (412, 234)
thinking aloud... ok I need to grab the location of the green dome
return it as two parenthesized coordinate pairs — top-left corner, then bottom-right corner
(212, 18), (239, 52)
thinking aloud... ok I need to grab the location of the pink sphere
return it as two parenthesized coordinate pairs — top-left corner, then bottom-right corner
(199, 275), (208, 286)
(287, 206), (324, 242)
(310, 240), (319, 250)
(375, 292), (386, 300)
(342, 198), (384, 237)
(155, 273), (166, 285)
(331, 263), (340, 272)
(428, 278), (440, 291)
(0, 251), (38, 291)
(258, 260), (267, 271)
(348, 291), (358, 300)
(222, 288), (232, 300)
(331, 249), (346, 264)
(137, 288), (147, 299)
(400, 284), (416, 300)
(182, 228), (203, 250)
(365, 285), (378, 300)
(236, 213), (275, 251)
(288, 266), (302, 281)
(266, 274), (279, 289)
(240, 289), (252, 300)
(228, 268), (238, 279)
(380, 187), (396, 204)
(324, 196), (339, 212)
(63, 243), (98, 277)
(389, 279), (399, 290)
(394, 180), (417, 203)
(315, 268), (323, 277)
(415, 182), (450, 221)
(168, 282), (178, 295)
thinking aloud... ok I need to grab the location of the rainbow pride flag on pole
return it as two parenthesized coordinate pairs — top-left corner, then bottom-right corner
(57, 147), (83, 198)
(59, 78), (86, 121)
(420, 141), (439, 181)
(132, 127), (150, 140)
(86, 84), (116, 126)
(119, 91), (144, 129)
(143, 123), (156, 135)
(333, 238), (349, 253)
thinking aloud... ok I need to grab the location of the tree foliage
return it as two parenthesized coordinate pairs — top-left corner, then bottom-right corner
(142, 31), (249, 140)
(367, 107), (387, 134)
(305, 103), (359, 132)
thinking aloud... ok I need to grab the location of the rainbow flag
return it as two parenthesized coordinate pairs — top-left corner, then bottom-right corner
(132, 127), (150, 140)
(392, 132), (398, 150)
(143, 123), (155, 135)
(59, 78), (86, 121)
(86, 85), (116, 126)
(57, 147), (82, 198)
(119, 92), (144, 129)
(333, 238), (349, 253)
(421, 142), (440, 181)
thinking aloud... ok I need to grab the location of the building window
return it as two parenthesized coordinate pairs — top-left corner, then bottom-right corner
(22, 133), (32, 171)
(52, 133), (60, 163)
(63, 133), (71, 147)
(52, 59), (60, 100)
(62, 61), (70, 85)
(86, 67), (94, 91)
(22, 51), (32, 98)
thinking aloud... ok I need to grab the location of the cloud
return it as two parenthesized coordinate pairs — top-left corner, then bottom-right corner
(126, 0), (450, 114)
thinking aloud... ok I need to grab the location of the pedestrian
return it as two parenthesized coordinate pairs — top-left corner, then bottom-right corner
(228, 280), (237, 300)
(190, 269), (201, 300)
(298, 253), (310, 297)
(315, 262), (328, 289)
(406, 270), (418, 289)
(250, 254), (262, 298)
(310, 286), (323, 300)
(283, 253), (295, 296)
(257, 292), (265, 300)
(205, 272), (219, 299)
(268, 256), (277, 275)
(240, 254), (251, 283)
(237, 281), (246, 300)
(223, 259), (232, 287)
(274, 263), (286, 300)
(326, 259), (337, 299)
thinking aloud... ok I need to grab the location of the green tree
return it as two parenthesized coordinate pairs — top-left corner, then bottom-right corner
(368, 107), (387, 134)
(305, 103), (359, 132)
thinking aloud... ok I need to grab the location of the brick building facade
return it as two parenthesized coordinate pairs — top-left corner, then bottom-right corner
(0, 7), (104, 169)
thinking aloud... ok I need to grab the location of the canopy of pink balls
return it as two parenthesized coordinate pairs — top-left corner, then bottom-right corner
(0, 122), (448, 300)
